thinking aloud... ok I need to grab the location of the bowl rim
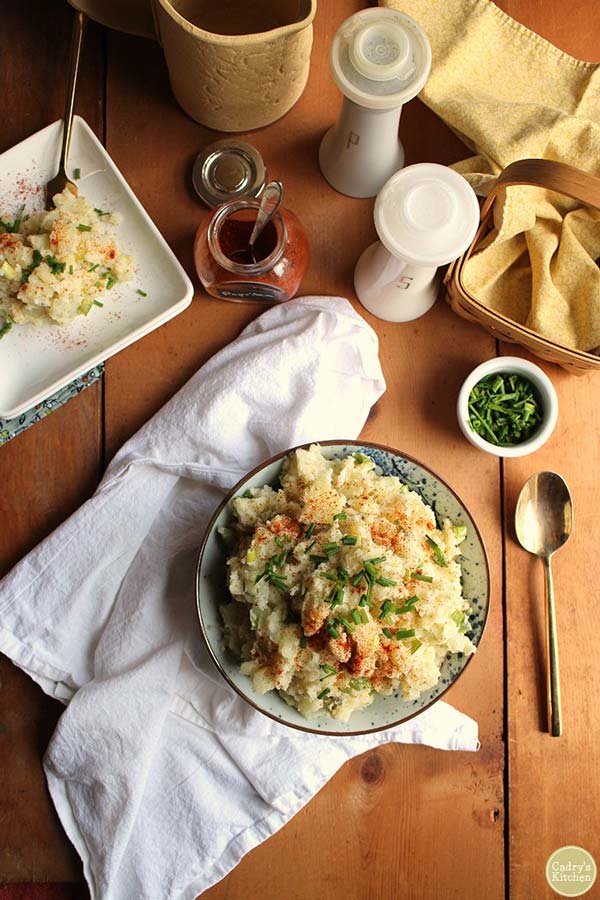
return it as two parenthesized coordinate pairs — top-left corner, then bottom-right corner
(195, 439), (491, 737)
(456, 356), (559, 458)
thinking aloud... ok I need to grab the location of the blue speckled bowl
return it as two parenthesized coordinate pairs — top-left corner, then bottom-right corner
(196, 441), (490, 736)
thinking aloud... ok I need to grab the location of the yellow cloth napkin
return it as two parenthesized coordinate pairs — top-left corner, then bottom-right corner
(381, 0), (600, 353)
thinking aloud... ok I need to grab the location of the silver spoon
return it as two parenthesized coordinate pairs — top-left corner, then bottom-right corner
(515, 471), (573, 737)
(45, 10), (87, 209)
(229, 181), (283, 263)
(248, 180), (283, 256)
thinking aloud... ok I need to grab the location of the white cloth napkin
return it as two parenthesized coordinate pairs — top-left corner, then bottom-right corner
(0, 296), (479, 900)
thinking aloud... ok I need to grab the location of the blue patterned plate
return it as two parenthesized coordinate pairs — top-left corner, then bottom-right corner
(196, 441), (490, 736)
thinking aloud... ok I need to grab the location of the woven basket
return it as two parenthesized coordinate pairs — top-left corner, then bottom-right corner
(445, 159), (600, 374)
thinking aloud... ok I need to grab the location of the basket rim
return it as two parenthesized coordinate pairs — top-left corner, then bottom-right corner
(448, 243), (600, 368)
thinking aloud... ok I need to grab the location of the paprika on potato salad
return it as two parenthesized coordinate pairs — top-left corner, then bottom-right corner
(221, 445), (474, 722)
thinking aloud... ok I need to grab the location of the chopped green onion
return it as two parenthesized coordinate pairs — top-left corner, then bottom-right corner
(353, 452), (368, 464)
(88, 263), (99, 272)
(376, 576), (397, 587)
(94, 207), (110, 216)
(349, 677), (371, 692)
(339, 615), (355, 634)
(413, 573), (433, 583)
(136, 289), (147, 297)
(269, 574), (288, 591)
(359, 607), (369, 624)
(364, 561), (378, 580)
(326, 622), (340, 639)
(468, 372), (543, 446)
(321, 663), (337, 675)
(351, 608), (362, 626)
(358, 595), (368, 607)
(317, 687), (330, 700)
(305, 540), (317, 554)
(451, 610), (465, 628)
(379, 599), (394, 620)
(453, 524), (467, 543)
(73, 168), (81, 180)
(426, 535), (447, 567)
(300, 635), (308, 649)
(333, 512), (347, 520)
(410, 638), (422, 654)
(365, 556), (387, 565)
(327, 590), (341, 608)
(320, 572), (338, 583)
(0, 312), (14, 339)
(310, 554), (328, 565)
(342, 535), (358, 546)
(396, 595), (419, 615)
(351, 570), (366, 587)
(323, 541), (339, 552)
(395, 628), (416, 640)
(69, 265), (73, 274)
(21, 249), (43, 283)
(274, 537), (285, 549)
(106, 276), (117, 289)
(305, 523), (316, 539)
(77, 298), (93, 315)
(77, 223), (92, 232)
(93, 300), (104, 308)
(242, 489), (253, 498)
(382, 627), (393, 639)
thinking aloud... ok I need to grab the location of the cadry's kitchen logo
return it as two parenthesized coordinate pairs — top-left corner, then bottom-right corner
(546, 846), (597, 897)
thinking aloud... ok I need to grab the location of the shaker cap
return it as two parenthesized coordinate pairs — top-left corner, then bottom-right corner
(330, 8), (431, 110)
(193, 140), (266, 208)
(374, 163), (481, 267)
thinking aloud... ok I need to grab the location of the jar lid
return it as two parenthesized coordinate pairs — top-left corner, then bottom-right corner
(330, 8), (431, 111)
(374, 163), (480, 267)
(192, 140), (266, 207)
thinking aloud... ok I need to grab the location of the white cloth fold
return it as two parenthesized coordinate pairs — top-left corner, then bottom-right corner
(0, 296), (479, 900)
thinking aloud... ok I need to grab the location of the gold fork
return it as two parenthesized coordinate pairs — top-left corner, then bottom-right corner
(45, 10), (87, 209)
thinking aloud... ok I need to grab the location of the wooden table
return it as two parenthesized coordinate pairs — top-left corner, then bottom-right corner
(1, 2), (598, 899)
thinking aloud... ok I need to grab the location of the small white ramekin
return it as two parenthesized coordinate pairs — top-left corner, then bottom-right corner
(457, 356), (559, 458)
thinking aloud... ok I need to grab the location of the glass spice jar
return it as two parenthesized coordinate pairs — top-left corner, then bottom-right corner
(194, 198), (309, 303)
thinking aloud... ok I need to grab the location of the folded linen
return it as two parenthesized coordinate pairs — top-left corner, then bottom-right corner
(0, 296), (479, 900)
(383, 0), (600, 353)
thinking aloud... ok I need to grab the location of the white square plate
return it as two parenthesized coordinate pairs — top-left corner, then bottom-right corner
(0, 116), (193, 418)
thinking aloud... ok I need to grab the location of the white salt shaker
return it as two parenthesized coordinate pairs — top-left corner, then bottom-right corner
(319, 8), (431, 199)
(354, 164), (480, 322)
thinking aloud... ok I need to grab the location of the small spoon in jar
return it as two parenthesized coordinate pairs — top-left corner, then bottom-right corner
(231, 181), (283, 263)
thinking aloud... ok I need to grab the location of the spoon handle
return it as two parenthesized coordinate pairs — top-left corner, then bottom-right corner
(249, 181), (283, 248)
(544, 556), (562, 737)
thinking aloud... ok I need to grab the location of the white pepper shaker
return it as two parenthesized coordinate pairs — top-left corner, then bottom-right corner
(354, 164), (481, 322)
(319, 8), (431, 199)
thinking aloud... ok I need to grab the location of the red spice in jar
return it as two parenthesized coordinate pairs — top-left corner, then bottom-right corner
(218, 218), (278, 265)
(194, 199), (309, 303)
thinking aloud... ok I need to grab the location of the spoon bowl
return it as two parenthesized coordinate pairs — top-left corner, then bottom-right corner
(515, 471), (573, 737)
(515, 471), (573, 558)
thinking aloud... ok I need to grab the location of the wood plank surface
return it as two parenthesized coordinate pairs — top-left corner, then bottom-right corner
(0, 1), (103, 883)
(0, 1), (598, 899)
(499, 5), (600, 898)
(103, 4), (505, 900)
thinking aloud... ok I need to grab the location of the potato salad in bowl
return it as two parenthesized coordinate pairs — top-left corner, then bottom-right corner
(197, 442), (490, 735)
